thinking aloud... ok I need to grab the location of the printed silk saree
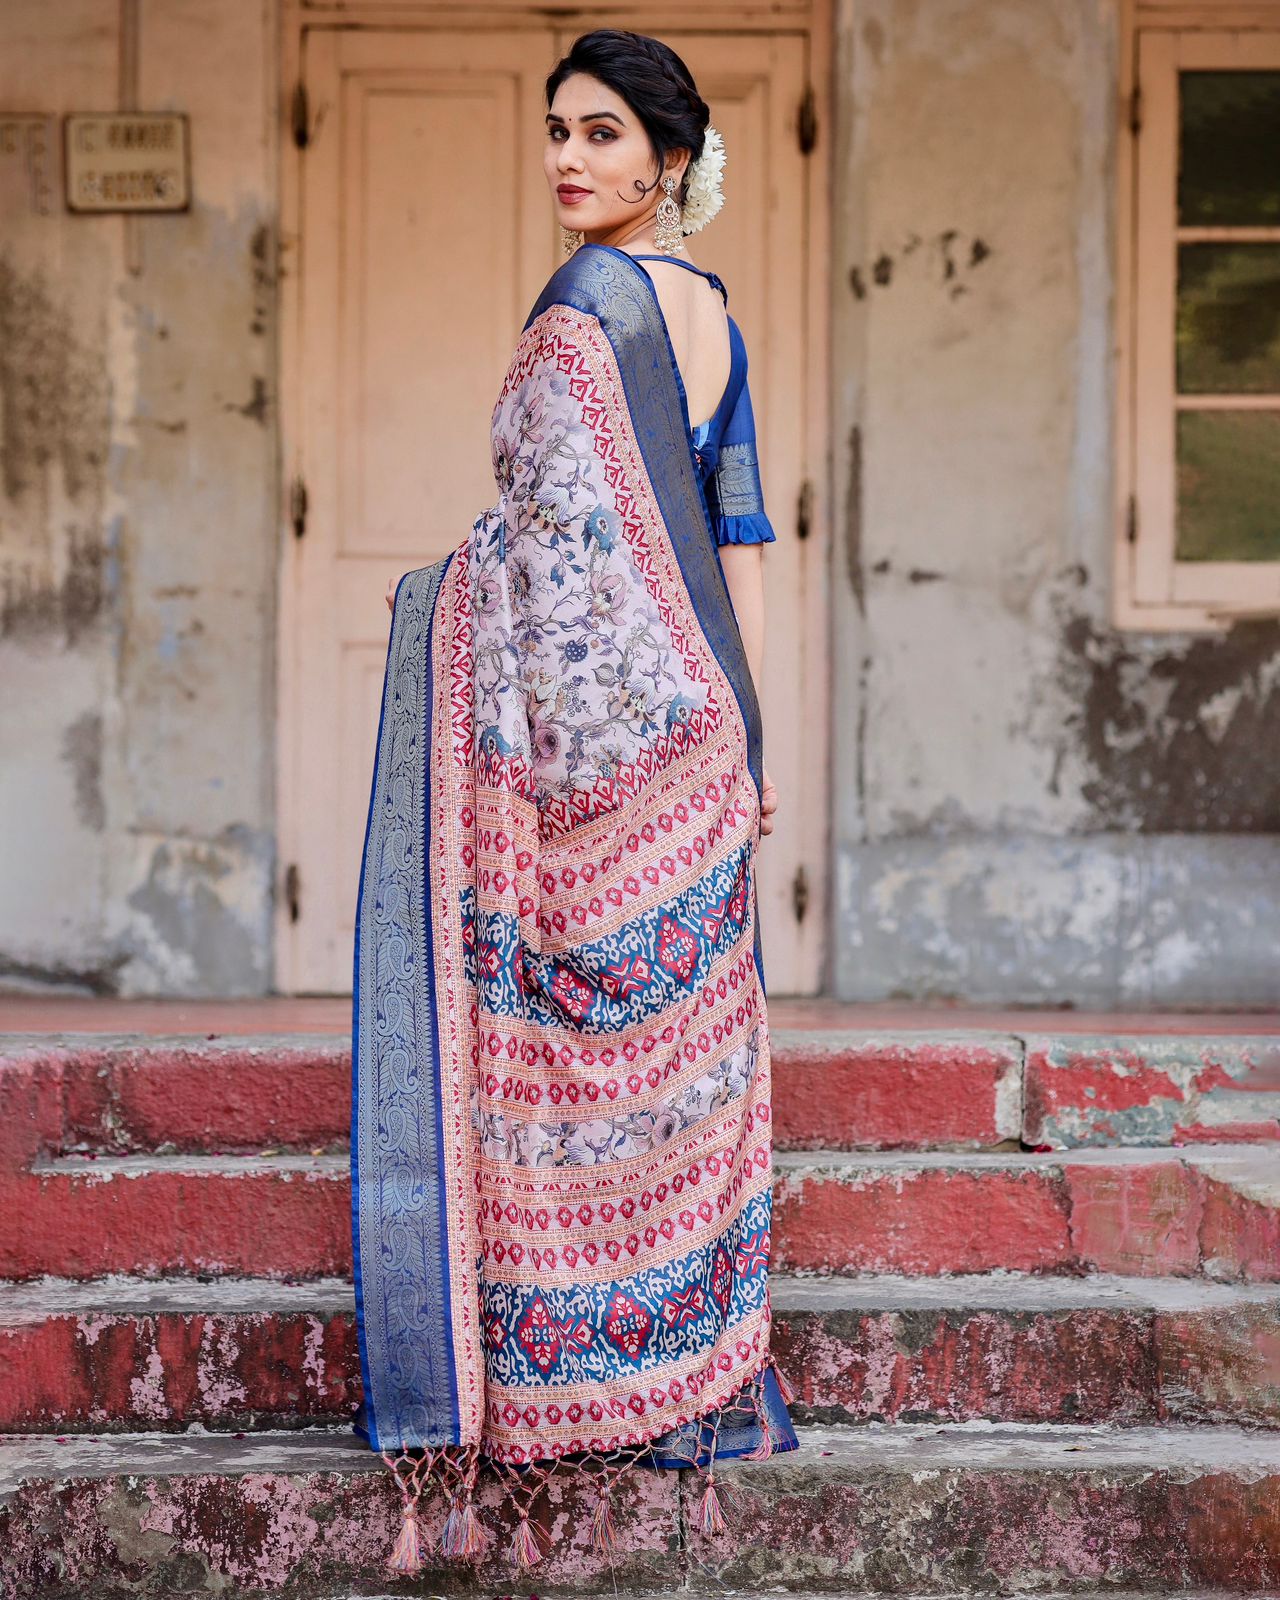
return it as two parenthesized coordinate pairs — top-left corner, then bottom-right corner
(351, 242), (796, 1575)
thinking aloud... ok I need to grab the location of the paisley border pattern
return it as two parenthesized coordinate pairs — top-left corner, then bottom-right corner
(351, 555), (458, 1451)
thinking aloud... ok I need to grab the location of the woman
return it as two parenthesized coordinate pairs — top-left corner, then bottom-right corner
(352, 28), (795, 1577)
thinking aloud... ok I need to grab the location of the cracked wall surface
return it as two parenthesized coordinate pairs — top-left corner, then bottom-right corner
(3, 0), (1276, 1004)
(0, 0), (276, 996)
(830, 0), (1280, 1005)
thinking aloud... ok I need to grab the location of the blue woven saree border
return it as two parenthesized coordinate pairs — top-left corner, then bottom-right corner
(351, 554), (458, 1452)
(522, 243), (765, 811)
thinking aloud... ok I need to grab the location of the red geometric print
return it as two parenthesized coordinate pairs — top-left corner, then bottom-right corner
(655, 913), (700, 985)
(727, 868), (748, 927)
(600, 952), (655, 1001)
(734, 1229), (770, 1280)
(710, 1243), (734, 1316)
(557, 1314), (596, 1356)
(700, 896), (728, 946)
(550, 963), (594, 1020)
(602, 1289), (654, 1363)
(660, 1282), (709, 1329)
(515, 1293), (563, 1374)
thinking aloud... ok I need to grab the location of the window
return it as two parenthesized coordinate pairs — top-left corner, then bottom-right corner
(1117, 10), (1280, 629)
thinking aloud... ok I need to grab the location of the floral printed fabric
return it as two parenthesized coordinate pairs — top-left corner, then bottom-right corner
(471, 363), (709, 813)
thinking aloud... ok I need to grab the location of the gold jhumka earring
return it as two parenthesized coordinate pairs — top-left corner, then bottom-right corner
(653, 174), (684, 254)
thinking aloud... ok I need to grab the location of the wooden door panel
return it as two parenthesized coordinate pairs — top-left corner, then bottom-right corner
(282, 28), (552, 990)
(339, 69), (519, 557)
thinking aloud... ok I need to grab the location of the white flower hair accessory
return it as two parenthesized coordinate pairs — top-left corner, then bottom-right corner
(680, 124), (725, 234)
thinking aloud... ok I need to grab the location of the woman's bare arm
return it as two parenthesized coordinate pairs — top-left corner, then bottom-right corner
(717, 543), (777, 835)
(718, 543), (764, 687)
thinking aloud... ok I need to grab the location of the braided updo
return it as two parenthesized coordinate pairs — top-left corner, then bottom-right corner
(545, 30), (711, 207)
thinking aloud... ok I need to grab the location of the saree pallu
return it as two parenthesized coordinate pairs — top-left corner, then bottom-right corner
(351, 243), (797, 1576)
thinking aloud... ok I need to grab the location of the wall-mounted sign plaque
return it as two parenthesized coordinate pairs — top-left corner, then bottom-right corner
(64, 112), (189, 212)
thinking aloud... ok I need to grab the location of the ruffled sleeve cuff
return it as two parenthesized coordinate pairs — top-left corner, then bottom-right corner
(715, 509), (777, 546)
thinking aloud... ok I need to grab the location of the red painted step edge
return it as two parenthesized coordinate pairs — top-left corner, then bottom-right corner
(4, 1281), (1277, 1431)
(5, 1031), (1279, 1156)
(0, 1033), (1024, 1156)
(1, 1148), (1274, 1283)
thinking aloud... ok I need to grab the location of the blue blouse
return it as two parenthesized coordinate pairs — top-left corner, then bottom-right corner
(626, 254), (777, 548)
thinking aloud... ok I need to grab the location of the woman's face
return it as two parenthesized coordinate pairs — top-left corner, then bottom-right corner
(544, 72), (688, 245)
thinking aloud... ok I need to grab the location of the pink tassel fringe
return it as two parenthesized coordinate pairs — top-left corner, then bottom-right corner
(697, 1473), (727, 1535)
(591, 1487), (619, 1555)
(744, 1417), (773, 1460)
(381, 1365), (792, 1569)
(513, 1509), (544, 1568)
(386, 1504), (425, 1575)
(438, 1503), (462, 1558)
(453, 1497), (486, 1559)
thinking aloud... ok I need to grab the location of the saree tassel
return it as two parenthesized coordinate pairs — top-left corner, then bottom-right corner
(386, 1502), (426, 1576)
(438, 1502), (463, 1559)
(513, 1508), (544, 1568)
(453, 1497), (485, 1560)
(441, 1451), (485, 1561)
(772, 1358), (797, 1405)
(591, 1485), (619, 1555)
(743, 1416), (773, 1461)
(696, 1472), (727, 1536)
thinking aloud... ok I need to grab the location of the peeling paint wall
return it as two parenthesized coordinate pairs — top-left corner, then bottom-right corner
(4, 0), (1276, 1005)
(0, 0), (276, 995)
(831, 0), (1280, 1005)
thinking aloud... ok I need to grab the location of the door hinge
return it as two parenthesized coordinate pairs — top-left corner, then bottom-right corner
(796, 477), (814, 542)
(290, 474), (308, 539)
(798, 83), (818, 155)
(1126, 491), (1138, 545)
(1128, 80), (1142, 137)
(283, 862), (301, 923)
(791, 863), (810, 924)
(291, 81), (310, 150)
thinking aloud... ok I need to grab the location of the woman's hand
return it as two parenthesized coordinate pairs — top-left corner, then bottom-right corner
(760, 767), (778, 837)
(386, 573), (399, 614)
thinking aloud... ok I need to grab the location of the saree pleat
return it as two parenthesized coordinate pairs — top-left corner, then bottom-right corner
(351, 243), (796, 1572)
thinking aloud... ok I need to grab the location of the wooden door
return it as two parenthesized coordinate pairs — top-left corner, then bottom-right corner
(278, 22), (827, 994)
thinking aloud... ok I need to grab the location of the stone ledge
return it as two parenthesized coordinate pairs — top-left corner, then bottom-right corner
(2, 1424), (1279, 1597)
(3, 1029), (1276, 1158)
(3, 1271), (1278, 1432)
(3, 1145), (1275, 1282)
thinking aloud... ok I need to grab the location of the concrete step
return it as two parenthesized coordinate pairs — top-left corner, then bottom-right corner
(774, 1145), (1279, 1280)
(2, 1422), (1278, 1597)
(0, 1031), (1019, 1159)
(3, 1273), (1278, 1434)
(5, 1030), (1277, 1158)
(3, 1144), (1274, 1283)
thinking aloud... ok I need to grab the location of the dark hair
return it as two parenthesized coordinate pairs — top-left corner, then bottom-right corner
(545, 30), (710, 208)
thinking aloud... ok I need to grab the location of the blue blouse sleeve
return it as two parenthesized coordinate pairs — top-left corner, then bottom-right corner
(709, 370), (777, 547)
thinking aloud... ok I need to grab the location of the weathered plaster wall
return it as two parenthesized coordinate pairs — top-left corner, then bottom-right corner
(0, 0), (277, 995)
(6, 0), (1277, 1005)
(830, 0), (1280, 1005)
